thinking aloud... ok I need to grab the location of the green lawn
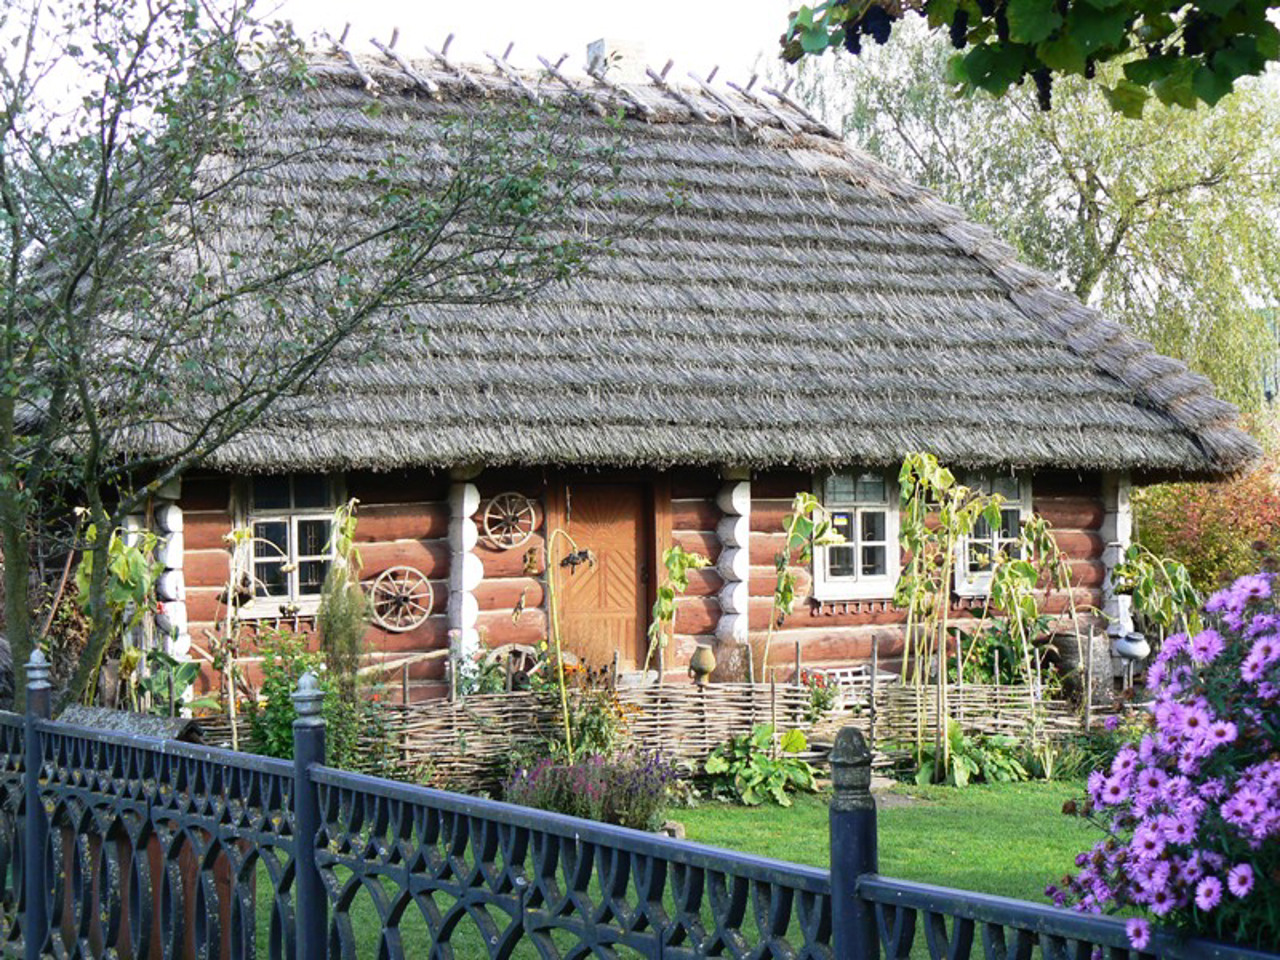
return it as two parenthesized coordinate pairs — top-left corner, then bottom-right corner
(679, 781), (1097, 901)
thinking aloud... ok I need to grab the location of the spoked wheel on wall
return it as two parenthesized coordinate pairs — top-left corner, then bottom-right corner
(482, 492), (538, 549)
(367, 566), (433, 633)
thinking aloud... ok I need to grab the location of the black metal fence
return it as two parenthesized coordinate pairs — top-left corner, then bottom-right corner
(2, 651), (1274, 959)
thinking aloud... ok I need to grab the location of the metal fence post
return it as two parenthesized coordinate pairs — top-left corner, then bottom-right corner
(24, 650), (51, 960)
(830, 726), (879, 960)
(292, 671), (328, 959)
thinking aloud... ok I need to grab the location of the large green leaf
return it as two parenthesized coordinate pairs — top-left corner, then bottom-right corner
(779, 728), (808, 754)
(1007, 0), (1064, 44)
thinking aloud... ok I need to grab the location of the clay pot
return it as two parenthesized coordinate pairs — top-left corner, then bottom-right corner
(689, 644), (717, 685)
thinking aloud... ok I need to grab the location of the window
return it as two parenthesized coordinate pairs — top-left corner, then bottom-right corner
(243, 474), (337, 612)
(954, 474), (1033, 597)
(813, 471), (899, 601)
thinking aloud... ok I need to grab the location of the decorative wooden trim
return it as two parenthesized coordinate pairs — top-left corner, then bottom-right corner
(715, 472), (750, 644)
(448, 481), (482, 661)
(1100, 471), (1134, 641)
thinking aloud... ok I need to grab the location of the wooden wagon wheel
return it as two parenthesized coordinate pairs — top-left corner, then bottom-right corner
(367, 566), (433, 633)
(482, 492), (537, 550)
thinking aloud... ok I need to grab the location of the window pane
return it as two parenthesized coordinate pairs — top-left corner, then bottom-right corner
(253, 521), (288, 559)
(860, 510), (886, 544)
(999, 508), (1021, 540)
(861, 545), (886, 577)
(255, 561), (286, 597)
(968, 541), (993, 572)
(252, 476), (290, 510)
(991, 476), (1020, 502)
(298, 560), (330, 595)
(297, 519), (331, 558)
(972, 516), (992, 540)
(293, 473), (329, 509)
(824, 474), (856, 504)
(854, 474), (886, 503)
(827, 545), (856, 579)
(828, 510), (854, 542)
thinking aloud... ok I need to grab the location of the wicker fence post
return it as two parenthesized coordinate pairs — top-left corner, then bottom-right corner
(293, 671), (328, 959)
(830, 726), (878, 960)
(23, 650), (51, 960)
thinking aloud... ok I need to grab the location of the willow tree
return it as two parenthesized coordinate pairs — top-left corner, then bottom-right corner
(0, 0), (626, 706)
(793, 27), (1280, 412)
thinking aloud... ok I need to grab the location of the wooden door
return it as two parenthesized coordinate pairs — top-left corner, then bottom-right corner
(559, 483), (649, 670)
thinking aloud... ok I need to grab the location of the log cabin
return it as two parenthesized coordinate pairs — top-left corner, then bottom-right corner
(136, 43), (1258, 702)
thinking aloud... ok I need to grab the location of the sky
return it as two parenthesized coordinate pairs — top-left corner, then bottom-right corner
(269, 0), (794, 81)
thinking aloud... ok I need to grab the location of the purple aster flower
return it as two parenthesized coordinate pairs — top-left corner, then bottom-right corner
(1206, 721), (1237, 748)
(1194, 876), (1222, 911)
(1100, 775), (1128, 806)
(1189, 629), (1225, 664)
(1126, 918), (1151, 950)
(1104, 714), (1121, 732)
(1227, 863), (1255, 897)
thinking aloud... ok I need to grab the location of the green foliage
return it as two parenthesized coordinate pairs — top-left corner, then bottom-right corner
(134, 650), (219, 716)
(1135, 458), (1280, 592)
(246, 629), (386, 772)
(644, 544), (711, 674)
(74, 525), (164, 638)
(760, 493), (843, 680)
(795, 27), (1280, 414)
(913, 721), (1029, 787)
(781, 0), (1280, 114)
(317, 499), (367, 699)
(1110, 542), (1202, 636)
(703, 724), (819, 806)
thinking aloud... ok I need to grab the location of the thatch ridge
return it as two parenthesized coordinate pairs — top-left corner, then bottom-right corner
(128, 42), (1258, 479)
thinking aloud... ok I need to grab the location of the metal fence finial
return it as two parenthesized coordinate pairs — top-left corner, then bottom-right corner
(829, 725), (873, 812)
(292, 671), (325, 724)
(26, 648), (50, 690)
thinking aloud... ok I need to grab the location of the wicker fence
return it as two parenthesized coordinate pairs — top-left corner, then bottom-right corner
(200, 678), (1090, 790)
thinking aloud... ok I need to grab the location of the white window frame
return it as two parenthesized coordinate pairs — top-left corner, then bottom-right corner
(235, 474), (342, 618)
(954, 474), (1033, 597)
(812, 471), (900, 602)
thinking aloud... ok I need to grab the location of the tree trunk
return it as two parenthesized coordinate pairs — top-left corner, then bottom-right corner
(1, 483), (32, 713)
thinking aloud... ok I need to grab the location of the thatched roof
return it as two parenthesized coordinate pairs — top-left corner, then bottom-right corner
(154, 46), (1259, 480)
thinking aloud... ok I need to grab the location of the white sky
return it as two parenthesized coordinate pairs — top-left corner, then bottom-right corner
(268, 0), (794, 80)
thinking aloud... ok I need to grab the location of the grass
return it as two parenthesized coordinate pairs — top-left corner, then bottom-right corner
(247, 780), (1097, 954)
(678, 780), (1098, 901)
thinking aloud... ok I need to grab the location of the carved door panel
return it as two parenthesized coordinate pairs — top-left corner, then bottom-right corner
(559, 483), (649, 670)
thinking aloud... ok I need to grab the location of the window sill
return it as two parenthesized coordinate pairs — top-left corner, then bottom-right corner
(235, 598), (323, 620)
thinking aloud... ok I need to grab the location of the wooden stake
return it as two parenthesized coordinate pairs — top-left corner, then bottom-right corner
(1084, 627), (1094, 729)
(869, 635), (879, 751)
(770, 670), (778, 759)
(402, 662), (410, 705)
(794, 639), (802, 686)
(745, 643), (755, 686)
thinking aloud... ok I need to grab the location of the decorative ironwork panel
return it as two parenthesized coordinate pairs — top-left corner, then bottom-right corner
(35, 720), (296, 959)
(859, 876), (1277, 960)
(0, 712), (25, 954)
(312, 766), (834, 960)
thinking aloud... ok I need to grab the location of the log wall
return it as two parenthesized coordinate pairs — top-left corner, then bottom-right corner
(178, 465), (1109, 703)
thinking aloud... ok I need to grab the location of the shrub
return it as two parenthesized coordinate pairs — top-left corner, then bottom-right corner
(504, 752), (676, 831)
(800, 669), (839, 721)
(1135, 459), (1280, 593)
(703, 724), (818, 806)
(1051, 573), (1280, 950)
(246, 629), (386, 772)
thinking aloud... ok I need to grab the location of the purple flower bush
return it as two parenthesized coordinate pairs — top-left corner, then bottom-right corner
(504, 751), (677, 831)
(1051, 573), (1280, 949)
